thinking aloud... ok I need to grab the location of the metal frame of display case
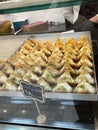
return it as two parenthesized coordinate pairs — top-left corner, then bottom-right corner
(0, 0), (98, 130)
(0, 0), (98, 14)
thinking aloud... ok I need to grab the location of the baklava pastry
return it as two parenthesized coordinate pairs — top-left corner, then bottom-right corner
(76, 63), (94, 75)
(9, 56), (25, 66)
(65, 47), (77, 55)
(47, 66), (60, 78)
(48, 56), (64, 69)
(60, 64), (75, 75)
(9, 73), (22, 85)
(29, 38), (41, 50)
(2, 79), (18, 91)
(58, 71), (75, 85)
(64, 58), (76, 68)
(54, 37), (64, 47)
(15, 51), (25, 60)
(74, 82), (96, 94)
(14, 67), (27, 77)
(57, 45), (66, 53)
(42, 47), (52, 57)
(77, 51), (93, 61)
(32, 64), (43, 75)
(77, 35), (89, 45)
(52, 48), (64, 57)
(42, 69), (56, 84)
(40, 50), (48, 63)
(64, 52), (77, 61)
(23, 70), (39, 83)
(2, 63), (14, 75)
(34, 56), (47, 68)
(38, 78), (52, 91)
(0, 71), (7, 84)
(77, 55), (93, 68)
(75, 70), (94, 84)
(53, 79), (73, 93)
(42, 40), (54, 52)
(20, 47), (30, 55)
(65, 38), (77, 46)
(24, 56), (34, 67)
(23, 40), (33, 51)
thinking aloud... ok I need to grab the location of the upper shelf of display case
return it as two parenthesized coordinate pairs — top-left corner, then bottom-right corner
(0, 0), (98, 14)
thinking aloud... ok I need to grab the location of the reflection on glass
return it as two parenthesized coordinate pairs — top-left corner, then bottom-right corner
(3, 109), (7, 113)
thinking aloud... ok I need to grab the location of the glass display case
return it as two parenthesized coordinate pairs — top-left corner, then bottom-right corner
(0, 0), (98, 130)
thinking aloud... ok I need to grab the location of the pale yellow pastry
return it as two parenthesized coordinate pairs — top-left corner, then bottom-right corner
(74, 82), (96, 94)
(53, 80), (73, 93)
(58, 71), (75, 85)
(38, 77), (52, 91)
(0, 71), (7, 84)
(14, 67), (27, 77)
(42, 69), (56, 84)
(75, 70), (94, 84)
(32, 65), (43, 75)
(2, 79), (18, 91)
(23, 70), (39, 83)
(9, 73), (22, 85)
(2, 63), (13, 75)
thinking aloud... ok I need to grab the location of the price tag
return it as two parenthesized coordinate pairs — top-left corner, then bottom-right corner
(20, 80), (46, 124)
(20, 80), (45, 103)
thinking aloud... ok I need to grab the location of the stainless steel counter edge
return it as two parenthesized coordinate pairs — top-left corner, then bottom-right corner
(0, 91), (97, 101)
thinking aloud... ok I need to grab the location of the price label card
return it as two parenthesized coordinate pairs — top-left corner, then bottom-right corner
(20, 80), (45, 102)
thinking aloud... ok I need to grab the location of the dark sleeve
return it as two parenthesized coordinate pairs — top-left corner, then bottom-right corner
(74, 15), (98, 41)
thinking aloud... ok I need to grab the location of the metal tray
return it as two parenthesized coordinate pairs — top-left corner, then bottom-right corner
(0, 31), (97, 101)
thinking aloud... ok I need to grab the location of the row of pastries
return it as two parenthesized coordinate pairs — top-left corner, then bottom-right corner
(0, 35), (96, 93)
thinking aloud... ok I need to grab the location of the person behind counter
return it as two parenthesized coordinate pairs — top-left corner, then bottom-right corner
(63, 2), (98, 42)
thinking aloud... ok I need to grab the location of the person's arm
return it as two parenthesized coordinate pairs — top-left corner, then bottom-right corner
(89, 15), (98, 23)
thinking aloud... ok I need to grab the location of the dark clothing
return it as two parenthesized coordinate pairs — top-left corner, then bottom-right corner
(74, 2), (98, 42)
(79, 3), (98, 19)
(74, 15), (98, 42)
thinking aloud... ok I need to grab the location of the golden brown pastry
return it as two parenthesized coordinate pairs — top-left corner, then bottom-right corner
(42, 40), (54, 52)
(24, 55), (34, 67)
(60, 64), (75, 75)
(52, 48), (64, 57)
(77, 55), (93, 68)
(76, 63), (94, 75)
(47, 66), (60, 78)
(15, 51), (25, 60)
(29, 38), (42, 50)
(19, 47), (30, 55)
(48, 56), (64, 69)
(54, 37), (64, 47)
